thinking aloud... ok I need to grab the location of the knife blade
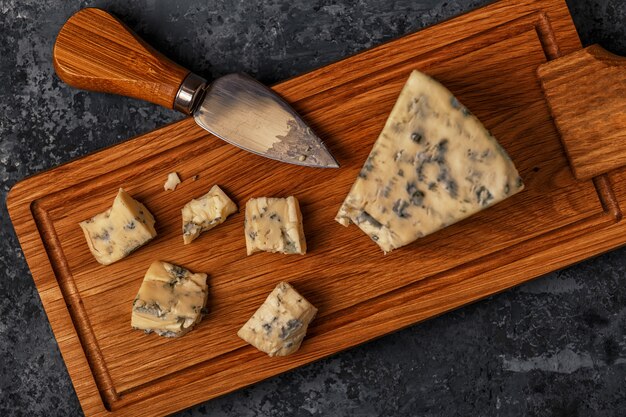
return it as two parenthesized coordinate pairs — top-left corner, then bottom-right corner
(52, 8), (339, 168)
(194, 73), (338, 167)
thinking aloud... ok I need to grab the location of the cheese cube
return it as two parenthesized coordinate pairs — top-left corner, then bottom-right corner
(79, 188), (157, 265)
(336, 70), (524, 252)
(182, 185), (237, 244)
(244, 196), (306, 255)
(131, 261), (209, 337)
(237, 282), (317, 356)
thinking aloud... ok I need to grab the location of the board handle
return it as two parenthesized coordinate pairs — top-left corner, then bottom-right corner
(538, 45), (626, 180)
(53, 8), (206, 114)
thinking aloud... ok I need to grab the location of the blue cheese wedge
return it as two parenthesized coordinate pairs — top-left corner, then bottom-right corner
(182, 185), (237, 244)
(131, 261), (209, 337)
(244, 196), (306, 255)
(336, 70), (524, 252)
(237, 281), (317, 356)
(79, 188), (157, 265)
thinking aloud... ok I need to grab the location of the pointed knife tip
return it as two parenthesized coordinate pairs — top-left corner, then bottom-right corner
(316, 155), (340, 168)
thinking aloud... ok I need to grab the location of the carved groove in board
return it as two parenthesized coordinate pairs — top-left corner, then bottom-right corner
(31, 201), (118, 410)
(593, 175), (623, 221)
(30, 8), (618, 405)
(535, 12), (562, 60)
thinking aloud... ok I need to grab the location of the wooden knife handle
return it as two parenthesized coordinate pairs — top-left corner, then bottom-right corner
(53, 8), (190, 110)
(538, 45), (626, 180)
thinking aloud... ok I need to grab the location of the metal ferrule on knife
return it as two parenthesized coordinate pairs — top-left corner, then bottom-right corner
(173, 73), (208, 116)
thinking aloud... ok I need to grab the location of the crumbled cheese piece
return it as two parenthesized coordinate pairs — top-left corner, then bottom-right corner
(336, 70), (524, 252)
(164, 172), (181, 191)
(244, 196), (306, 255)
(237, 281), (317, 356)
(79, 188), (157, 265)
(182, 185), (237, 244)
(131, 261), (209, 337)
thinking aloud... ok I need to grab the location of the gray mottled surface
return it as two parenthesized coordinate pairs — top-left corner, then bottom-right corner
(1, 0), (626, 416)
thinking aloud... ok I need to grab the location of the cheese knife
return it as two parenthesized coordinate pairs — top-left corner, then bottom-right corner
(52, 8), (339, 168)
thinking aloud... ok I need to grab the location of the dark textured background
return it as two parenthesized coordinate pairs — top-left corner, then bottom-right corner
(1, 0), (626, 416)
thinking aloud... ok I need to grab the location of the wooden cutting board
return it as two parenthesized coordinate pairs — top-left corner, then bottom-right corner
(8, 0), (626, 416)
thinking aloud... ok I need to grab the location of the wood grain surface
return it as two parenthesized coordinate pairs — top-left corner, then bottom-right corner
(538, 45), (626, 180)
(9, 1), (624, 416)
(53, 8), (190, 110)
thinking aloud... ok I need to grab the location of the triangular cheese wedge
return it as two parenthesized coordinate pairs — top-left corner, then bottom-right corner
(336, 70), (524, 252)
